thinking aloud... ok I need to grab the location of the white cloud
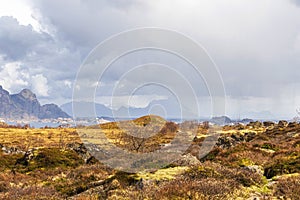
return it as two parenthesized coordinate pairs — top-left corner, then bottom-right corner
(0, 61), (49, 97)
(0, 0), (41, 32)
(31, 74), (49, 96)
(64, 80), (72, 88)
(0, 62), (29, 93)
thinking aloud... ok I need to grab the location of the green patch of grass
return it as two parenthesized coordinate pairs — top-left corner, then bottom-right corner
(32, 148), (84, 169)
(0, 152), (23, 170)
(185, 166), (220, 179)
(238, 158), (255, 167)
(14, 148), (84, 173)
(136, 166), (189, 181)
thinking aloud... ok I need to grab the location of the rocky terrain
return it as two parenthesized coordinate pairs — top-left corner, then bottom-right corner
(0, 117), (299, 199)
(0, 86), (70, 120)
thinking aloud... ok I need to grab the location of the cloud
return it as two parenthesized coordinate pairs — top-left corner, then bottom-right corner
(63, 80), (72, 88)
(0, 16), (80, 75)
(0, 16), (81, 100)
(291, 0), (300, 6)
(0, 16), (49, 60)
(29, 0), (300, 93)
(0, 0), (300, 118)
(0, 61), (49, 96)
(31, 74), (49, 96)
(0, 62), (29, 93)
(30, 0), (139, 48)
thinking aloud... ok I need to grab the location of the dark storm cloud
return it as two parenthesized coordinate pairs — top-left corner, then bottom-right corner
(0, 16), (80, 79)
(0, 15), (82, 100)
(26, 0), (151, 101)
(0, 16), (52, 60)
(31, 0), (145, 48)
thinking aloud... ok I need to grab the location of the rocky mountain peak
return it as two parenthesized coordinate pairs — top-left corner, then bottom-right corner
(0, 85), (9, 95)
(0, 86), (70, 120)
(19, 89), (37, 101)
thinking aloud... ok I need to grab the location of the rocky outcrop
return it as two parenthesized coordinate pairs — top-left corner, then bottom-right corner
(216, 132), (256, 149)
(67, 142), (96, 164)
(263, 121), (275, 127)
(172, 153), (201, 166)
(278, 120), (288, 128)
(0, 86), (70, 119)
(210, 116), (232, 125)
(247, 121), (263, 129)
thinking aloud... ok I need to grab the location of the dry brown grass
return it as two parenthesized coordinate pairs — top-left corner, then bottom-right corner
(0, 127), (81, 150)
(0, 119), (299, 199)
(274, 175), (300, 199)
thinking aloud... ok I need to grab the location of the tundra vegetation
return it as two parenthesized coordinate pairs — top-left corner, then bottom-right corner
(0, 116), (299, 199)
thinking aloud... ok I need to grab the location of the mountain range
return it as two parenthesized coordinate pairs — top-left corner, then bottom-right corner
(0, 86), (70, 120)
(60, 99), (186, 119)
(61, 101), (258, 125)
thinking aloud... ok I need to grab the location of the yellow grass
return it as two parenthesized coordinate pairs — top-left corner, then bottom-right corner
(0, 127), (81, 150)
(135, 166), (189, 181)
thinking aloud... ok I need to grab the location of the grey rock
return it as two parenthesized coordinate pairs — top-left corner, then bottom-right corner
(243, 165), (264, 175)
(172, 153), (201, 166)
(210, 116), (232, 125)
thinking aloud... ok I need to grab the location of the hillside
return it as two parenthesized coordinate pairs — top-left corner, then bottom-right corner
(0, 86), (70, 120)
(0, 118), (299, 199)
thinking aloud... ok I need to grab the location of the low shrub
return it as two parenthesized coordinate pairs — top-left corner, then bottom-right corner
(274, 176), (300, 199)
(264, 154), (300, 178)
(14, 148), (84, 172)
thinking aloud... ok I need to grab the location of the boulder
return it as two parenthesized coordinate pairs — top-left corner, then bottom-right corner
(172, 153), (201, 166)
(263, 121), (275, 127)
(243, 165), (264, 176)
(278, 120), (288, 128)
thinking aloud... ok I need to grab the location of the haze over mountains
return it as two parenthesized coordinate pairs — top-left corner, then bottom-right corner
(0, 86), (70, 120)
(0, 84), (280, 122)
(60, 99), (184, 120)
(60, 101), (256, 124)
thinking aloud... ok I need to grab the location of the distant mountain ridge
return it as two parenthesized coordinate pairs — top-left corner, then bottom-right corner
(0, 86), (70, 119)
(60, 99), (184, 119)
(60, 101), (254, 124)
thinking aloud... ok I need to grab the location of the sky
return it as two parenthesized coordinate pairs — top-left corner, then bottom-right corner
(0, 0), (300, 119)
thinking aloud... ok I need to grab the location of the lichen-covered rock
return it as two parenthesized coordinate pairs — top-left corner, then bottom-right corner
(172, 154), (201, 166)
(243, 165), (264, 176)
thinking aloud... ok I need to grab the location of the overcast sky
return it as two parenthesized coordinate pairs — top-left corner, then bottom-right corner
(0, 0), (299, 119)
